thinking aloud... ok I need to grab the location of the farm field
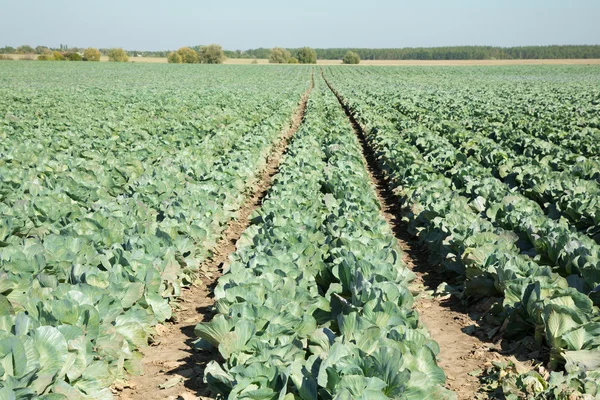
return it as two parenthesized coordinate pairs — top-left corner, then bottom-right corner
(0, 62), (311, 399)
(322, 65), (600, 398)
(0, 62), (599, 399)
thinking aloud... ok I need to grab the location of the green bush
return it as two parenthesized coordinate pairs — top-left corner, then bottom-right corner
(107, 48), (129, 62)
(83, 48), (101, 61)
(167, 51), (182, 64)
(288, 57), (299, 64)
(65, 52), (82, 61)
(342, 51), (360, 64)
(268, 47), (291, 63)
(38, 52), (62, 61)
(199, 44), (225, 64)
(296, 47), (317, 64)
(177, 47), (199, 63)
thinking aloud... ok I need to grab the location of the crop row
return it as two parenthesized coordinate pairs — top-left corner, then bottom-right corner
(0, 64), (311, 398)
(378, 100), (600, 241)
(323, 68), (600, 398)
(400, 128), (600, 300)
(426, 123), (600, 241)
(328, 67), (600, 183)
(325, 67), (600, 241)
(407, 92), (600, 168)
(323, 67), (600, 286)
(195, 77), (453, 399)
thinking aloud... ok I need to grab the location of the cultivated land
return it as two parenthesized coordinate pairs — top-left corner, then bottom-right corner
(0, 62), (599, 399)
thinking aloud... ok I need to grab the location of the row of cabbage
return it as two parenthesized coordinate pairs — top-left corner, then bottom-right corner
(323, 67), (600, 398)
(324, 68), (600, 245)
(0, 63), (311, 398)
(359, 66), (600, 160)
(394, 128), (600, 301)
(415, 87), (600, 165)
(194, 76), (454, 399)
(388, 105), (600, 242)
(429, 124), (599, 241)
(332, 67), (600, 182)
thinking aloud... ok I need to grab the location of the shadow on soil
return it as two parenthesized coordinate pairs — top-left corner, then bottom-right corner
(159, 299), (222, 397)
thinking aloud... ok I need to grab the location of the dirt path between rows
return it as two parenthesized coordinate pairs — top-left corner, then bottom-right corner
(117, 72), (314, 400)
(321, 70), (510, 400)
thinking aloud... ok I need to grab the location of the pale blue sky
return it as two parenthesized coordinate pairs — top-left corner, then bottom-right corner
(1, 0), (599, 50)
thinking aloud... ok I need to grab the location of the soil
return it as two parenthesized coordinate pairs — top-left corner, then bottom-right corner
(117, 71), (314, 400)
(321, 70), (513, 400)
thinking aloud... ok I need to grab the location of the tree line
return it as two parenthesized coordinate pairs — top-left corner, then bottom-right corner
(227, 45), (600, 60)
(3, 44), (600, 61)
(0, 45), (131, 62)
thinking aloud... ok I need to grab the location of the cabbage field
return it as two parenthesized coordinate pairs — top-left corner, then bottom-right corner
(0, 63), (311, 398)
(322, 65), (600, 398)
(1, 62), (599, 399)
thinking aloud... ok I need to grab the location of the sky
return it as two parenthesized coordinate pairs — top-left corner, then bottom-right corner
(1, 0), (599, 51)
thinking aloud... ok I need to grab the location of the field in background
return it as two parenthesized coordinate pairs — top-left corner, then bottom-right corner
(4, 54), (600, 65)
(101, 55), (168, 63)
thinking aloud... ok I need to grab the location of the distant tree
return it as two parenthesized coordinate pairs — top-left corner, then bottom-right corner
(35, 46), (50, 54)
(0, 46), (16, 54)
(199, 44), (225, 64)
(83, 48), (101, 61)
(176, 47), (199, 63)
(288, 57), (299, 64)
(108, 48), (129, 62)
(16, 45), (35, 54)
(52, 51), (65, 61)
(268, 47), (291, 63)
(167, 51), (183, 63)
(342, 51), (360, 64)
(65, 52), (82, 61)
(296, 47), (317, 64)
